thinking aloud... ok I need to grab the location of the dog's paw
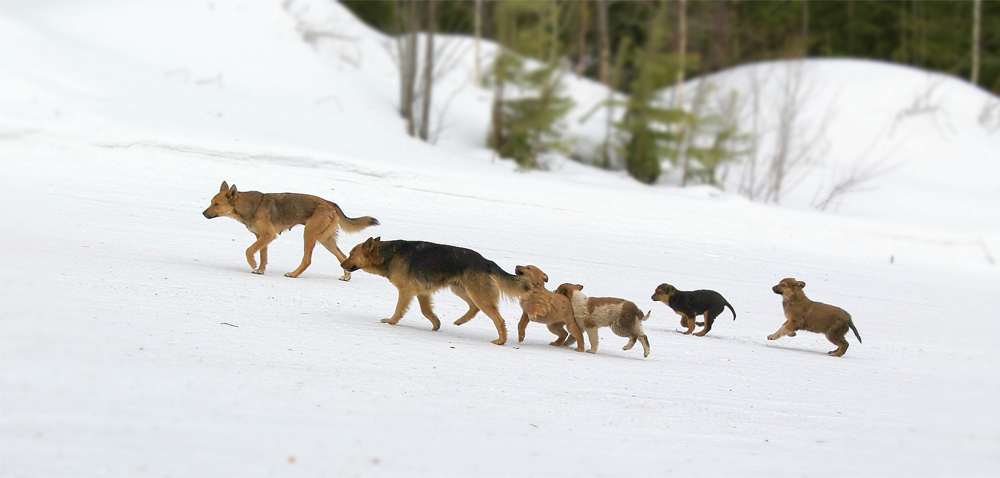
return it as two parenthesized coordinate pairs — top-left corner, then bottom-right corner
(767, 334), (778, 340)
(788, 331), (796, 337)
(283, 272), (299, 278)
(491, 338), (506, 346)
(252, 268), (265, 275)
(339, 273), (351, 282)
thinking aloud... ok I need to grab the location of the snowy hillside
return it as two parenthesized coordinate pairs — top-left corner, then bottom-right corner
(2, 1), (999, 477)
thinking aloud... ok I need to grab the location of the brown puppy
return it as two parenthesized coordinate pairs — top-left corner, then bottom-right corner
(768, 278), (862, 357)
(651, 284), (735, 336)
(555, 284), (650, 357)
(340, 237), (532, 345)
(514, 266), (585, 352)
(203, 181), (378, 279)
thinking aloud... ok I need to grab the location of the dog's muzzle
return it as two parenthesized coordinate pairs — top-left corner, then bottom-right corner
(772, 286), (782, 294)
(203, 210), (216, 219)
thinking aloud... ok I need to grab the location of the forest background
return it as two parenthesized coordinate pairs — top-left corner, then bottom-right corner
(341, 0), (998, 186)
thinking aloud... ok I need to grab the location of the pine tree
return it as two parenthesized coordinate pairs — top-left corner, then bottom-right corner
(488, 1), (574, 169)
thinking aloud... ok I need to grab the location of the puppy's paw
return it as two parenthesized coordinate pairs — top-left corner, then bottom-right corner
(767, 334), (779, 340)
(252, 268), (265, 275)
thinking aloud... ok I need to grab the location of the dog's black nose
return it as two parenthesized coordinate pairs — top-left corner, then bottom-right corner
(772, 286), (781, 294)
(203, 210), (214, 219)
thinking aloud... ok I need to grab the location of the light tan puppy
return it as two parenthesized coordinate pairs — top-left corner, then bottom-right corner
(555, 283), (650, 358)
(514, 266), (585, 352)
(768, 278), (862, 357)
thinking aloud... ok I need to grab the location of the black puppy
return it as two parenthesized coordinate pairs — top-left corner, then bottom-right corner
(651, 284), (736, 336)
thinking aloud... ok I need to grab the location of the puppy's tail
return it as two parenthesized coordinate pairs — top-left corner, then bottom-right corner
(849, 321), (862, 344)
(641, 310), (651, 321)
(330, 202), (380, 233)
(725, 302), (736, 320)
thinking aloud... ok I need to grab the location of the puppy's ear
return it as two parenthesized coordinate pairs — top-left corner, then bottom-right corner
(543, 273), (549, 283)
(577, 284), (583, 291)
(220, 181), (229, 192)
(797, 281), (806, 289)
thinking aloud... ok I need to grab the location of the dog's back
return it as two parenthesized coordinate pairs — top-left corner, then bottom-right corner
(378, 240), (530, 298)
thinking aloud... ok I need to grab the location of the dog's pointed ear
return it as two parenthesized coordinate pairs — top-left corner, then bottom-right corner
(543, 273), (549, 283)
(363, 237), (376, 248)
(226, 184), (237, 199)
(797, 281), (806, 289)
(220, 181), (229, 192)
(577, 284), (583, 291)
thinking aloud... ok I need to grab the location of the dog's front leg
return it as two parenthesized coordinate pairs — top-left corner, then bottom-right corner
(382, 290), (414, 326)
(517, 312), (530, 342)
(416, 294), (441, 331)
(767, 323), (796, 340)
(246, 232), (275, 274)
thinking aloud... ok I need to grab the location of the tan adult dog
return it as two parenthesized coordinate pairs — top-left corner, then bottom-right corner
(556, 283), (650, 357)
(203, 181), (378, 279)
(768, 278), (862, 357)
(514, 265), (585, 352)
(340, 237), (531, 345)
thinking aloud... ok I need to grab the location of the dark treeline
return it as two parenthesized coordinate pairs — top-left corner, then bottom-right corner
(342, 0), (999, 94)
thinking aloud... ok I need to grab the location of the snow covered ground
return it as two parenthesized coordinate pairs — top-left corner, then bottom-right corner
(2, 1), (999, 476)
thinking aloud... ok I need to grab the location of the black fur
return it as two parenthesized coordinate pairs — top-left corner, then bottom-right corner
(378, 240), (515, 286)
(654, 284), (736, 334)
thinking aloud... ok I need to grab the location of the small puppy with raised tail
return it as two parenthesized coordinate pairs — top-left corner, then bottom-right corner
(768, 278), (861, 357)
(555, 283), (650, 357)
(651, 284), (735, 336)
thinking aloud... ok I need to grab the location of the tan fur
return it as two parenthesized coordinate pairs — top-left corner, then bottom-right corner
(203, 181), (378, 279)
(340, 237), (531, 346)
(513, 266), (585, 352)
(768, 278), (861, 357)
(555, 284), (650, 357)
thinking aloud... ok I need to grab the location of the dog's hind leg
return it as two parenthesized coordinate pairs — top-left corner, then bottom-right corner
(416, 294), (441, 331)
(286, 219), (327, 278)
(318, 228), (352, 281)
(826, 327), (850, 356)
(464, 282), (506, 345)
(694, 308), (721, 336)
(382, 289), (415, 326)
(449, 285), (480, 326)
(546, 323), (569, 346)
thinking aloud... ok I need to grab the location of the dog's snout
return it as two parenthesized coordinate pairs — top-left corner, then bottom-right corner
(203, 210), (215, 219)
(772, 285), (782, 294)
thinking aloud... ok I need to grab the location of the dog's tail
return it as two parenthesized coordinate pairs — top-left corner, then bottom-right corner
(725, 302), (736, 320)
(641, 310), (651, 321)
(849, 321), (862, 344)
(330, 202), (380, 233)
(492, 266), (533, 301)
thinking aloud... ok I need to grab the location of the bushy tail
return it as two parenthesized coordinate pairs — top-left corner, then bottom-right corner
(331, 202), (379, 233)
(850, 322), (862, 344)
(494, 268), (533, 301)
(726, 302), (737, 320)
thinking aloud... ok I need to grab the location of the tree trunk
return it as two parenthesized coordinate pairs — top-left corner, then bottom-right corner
(419, 0), (435, 141)
(474, 0), (482, 88)
(575, 2), (589, 78)
(597, 0), (610, 87)
(972, 0), (981, 86)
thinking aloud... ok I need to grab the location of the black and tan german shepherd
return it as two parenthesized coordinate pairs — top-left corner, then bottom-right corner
(340, 237), (532, 345)
(203, 181), (378, 279)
